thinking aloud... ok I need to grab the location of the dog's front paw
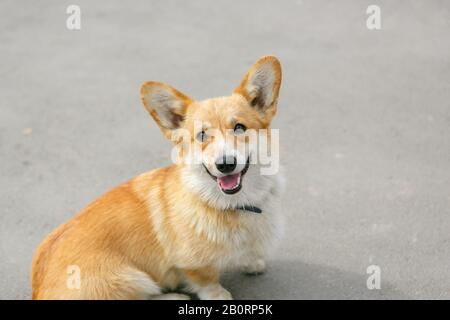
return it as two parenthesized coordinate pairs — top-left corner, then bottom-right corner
(197, 284), (233, 300)
(242, 259), (266, 276)
(152, 293), (191, 300)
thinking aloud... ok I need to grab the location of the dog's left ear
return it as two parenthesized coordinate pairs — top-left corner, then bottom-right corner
(234, 56), (282, 119)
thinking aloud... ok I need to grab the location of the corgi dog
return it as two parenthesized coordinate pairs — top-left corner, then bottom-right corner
(31, 56), (284, 300)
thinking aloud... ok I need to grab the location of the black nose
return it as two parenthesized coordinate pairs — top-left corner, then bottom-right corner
(215, 156), (237, 174)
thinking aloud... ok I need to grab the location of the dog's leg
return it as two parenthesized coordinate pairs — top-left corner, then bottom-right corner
(151, 293), (191, 300)
(183, 267), (232, 300)
(117, 267), (191, 300)
(241, 255), (266, 275)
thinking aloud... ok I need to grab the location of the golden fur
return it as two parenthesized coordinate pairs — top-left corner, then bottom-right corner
(32, 56), (283, 299)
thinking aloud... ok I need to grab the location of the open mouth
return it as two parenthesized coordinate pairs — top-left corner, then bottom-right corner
(203, 158), (250, 195)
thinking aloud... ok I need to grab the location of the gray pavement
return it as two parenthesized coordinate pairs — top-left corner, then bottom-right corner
(1, 0), (450, 299)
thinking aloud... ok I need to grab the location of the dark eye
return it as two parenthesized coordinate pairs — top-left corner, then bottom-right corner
(196, 130), (208, 142)
(234, 123), (247, 135)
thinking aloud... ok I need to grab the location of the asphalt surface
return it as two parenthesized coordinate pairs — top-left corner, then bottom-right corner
(1, 0), (450, 299)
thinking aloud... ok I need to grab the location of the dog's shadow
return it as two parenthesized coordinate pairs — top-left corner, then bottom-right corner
(221, 260), (410, 299)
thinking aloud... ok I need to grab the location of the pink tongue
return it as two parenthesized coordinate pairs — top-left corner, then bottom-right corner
(217, 173), (241, 190)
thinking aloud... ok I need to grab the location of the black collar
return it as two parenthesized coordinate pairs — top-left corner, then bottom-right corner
(235, 205), (262, 214)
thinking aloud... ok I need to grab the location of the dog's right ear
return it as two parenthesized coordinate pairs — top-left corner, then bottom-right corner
(140, 81), (193, 139)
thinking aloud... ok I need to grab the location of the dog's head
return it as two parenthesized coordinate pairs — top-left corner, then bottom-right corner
(140, 56), (281, 209)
